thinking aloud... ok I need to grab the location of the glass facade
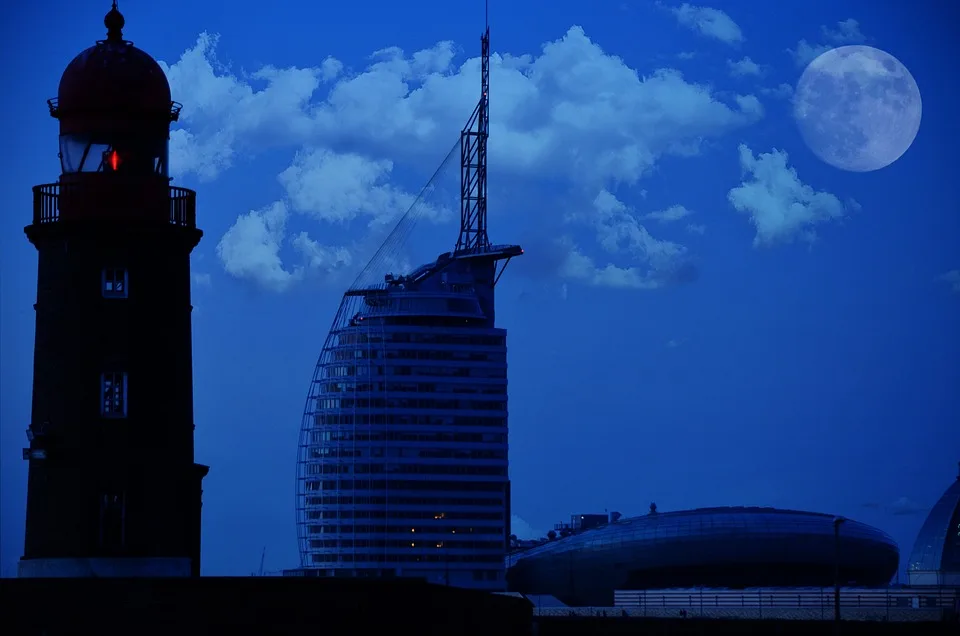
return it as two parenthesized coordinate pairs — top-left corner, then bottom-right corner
(507, 507), (900, 606)
(908, 475), (960, 587)
(296, 255), (512, 590)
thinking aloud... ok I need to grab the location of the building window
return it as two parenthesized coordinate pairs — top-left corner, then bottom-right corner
(101, 372), (128, 418)
(102, 268), (128, 298)
(99, 492), (126, 552)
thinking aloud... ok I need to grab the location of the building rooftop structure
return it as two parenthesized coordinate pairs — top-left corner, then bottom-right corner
(907, 463), (960, 587)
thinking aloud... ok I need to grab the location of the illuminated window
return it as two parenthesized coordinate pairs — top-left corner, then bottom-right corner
(102, 268), (128, 298)
(100, 149), (120, 171)
(101, 372), (128, 418)
(58, 135), (169, 176)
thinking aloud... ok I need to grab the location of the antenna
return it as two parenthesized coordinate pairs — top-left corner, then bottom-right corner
(455, 3), (491, 254)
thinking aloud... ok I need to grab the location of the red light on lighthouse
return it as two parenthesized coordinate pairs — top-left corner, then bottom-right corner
(109, 150), (121, 171)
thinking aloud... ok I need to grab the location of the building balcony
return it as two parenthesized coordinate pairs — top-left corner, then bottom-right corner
(32, 179), (196, 229)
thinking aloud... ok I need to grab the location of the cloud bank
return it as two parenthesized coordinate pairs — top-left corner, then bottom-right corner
(160, 26), (765, 291)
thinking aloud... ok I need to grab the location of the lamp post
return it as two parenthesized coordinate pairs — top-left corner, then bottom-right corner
(833, 516), (846, 633)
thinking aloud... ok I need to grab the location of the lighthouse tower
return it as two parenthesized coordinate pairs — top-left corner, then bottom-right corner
(19, 3), (208, 578)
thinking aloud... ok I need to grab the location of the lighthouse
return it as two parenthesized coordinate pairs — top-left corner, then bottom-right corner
(19, 3), (208, 578)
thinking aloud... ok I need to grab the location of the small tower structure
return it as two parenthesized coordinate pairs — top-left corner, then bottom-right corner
(19, 2), (209, 578)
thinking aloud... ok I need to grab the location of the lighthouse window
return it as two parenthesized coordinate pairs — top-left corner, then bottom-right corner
(58, 134), (169, 177)
(59, 135), (90, 172)
(102, 268), (128, 298)
(101, 372), (128, 418)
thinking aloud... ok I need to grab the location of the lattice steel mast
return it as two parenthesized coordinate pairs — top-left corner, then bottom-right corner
(455, 8), (491, 254)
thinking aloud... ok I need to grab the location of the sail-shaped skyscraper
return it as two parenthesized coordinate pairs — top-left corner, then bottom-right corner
(294, 22), (522, 590)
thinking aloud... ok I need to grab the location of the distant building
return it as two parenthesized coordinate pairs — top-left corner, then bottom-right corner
(506, 506), (899, 606)
(907, 463), (960, 587)
(293, 24), (522, 590)
(19, 2), (207, 577)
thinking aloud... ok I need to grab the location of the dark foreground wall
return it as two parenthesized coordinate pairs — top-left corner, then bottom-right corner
(2, 577), (533, 636)
(535, 616), (959, 636)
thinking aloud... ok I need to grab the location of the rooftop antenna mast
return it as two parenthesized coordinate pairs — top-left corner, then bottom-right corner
(455, 1), (491, 254)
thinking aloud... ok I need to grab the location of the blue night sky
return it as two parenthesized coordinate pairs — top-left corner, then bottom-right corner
(1, 0), (957, 577)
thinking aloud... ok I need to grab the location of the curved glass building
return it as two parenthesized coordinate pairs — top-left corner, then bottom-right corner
(296, 248), (520, 588)
(908, 464), (960, 587)
(295, 25), (522, 590)
(506, 507), (900, 606)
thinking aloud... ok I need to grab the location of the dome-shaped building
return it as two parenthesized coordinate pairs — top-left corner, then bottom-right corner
(506, 506), (900, 607)
(907, 464), (960, 587)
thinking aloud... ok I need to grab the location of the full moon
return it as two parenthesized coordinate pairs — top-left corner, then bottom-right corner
(793, 45), (922, 172)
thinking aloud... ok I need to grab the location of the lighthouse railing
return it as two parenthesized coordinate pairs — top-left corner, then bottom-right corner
(32, 182), (196, 228)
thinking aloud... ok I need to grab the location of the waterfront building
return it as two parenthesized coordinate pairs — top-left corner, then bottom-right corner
(294, 22), (521, 590)
(507, 506), (900, 606)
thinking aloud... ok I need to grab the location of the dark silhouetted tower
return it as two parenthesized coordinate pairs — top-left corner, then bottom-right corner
(19, 3), (208, 578)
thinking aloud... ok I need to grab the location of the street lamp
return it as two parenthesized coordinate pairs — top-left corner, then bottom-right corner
(833, 516), (846, 633)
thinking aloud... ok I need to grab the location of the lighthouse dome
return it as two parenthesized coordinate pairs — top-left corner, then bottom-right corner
(56, 3), (172, 119)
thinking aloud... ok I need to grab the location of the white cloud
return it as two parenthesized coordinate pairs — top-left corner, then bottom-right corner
(216, 201), (302, 291)
(734, 94), (765, 119)
(671, 3), (744, 46)
(727, 144), (859, 247)
(644, 204), (694, 223)
(591, 191), (686, 267)
(727, 56), (763, 77)
(159, 33), (333, 180)
(686, 223), (706, 235)
(822, 18), (867, 44)
(760, 83), (793, 99)
(215, 150), (402, 291)
(941, 270), (960, 294)
(560, 245), (660, 290)
(554, 191), (696, 290)
(162, 26), (761, 290)
(192, 272), (212, 287)
(789, 18), (867, 68)
(320, 57), (344, 82)
(291, 232), (354, 275)
(165, 27), (762, 186)
(279, 148), (447, 227)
